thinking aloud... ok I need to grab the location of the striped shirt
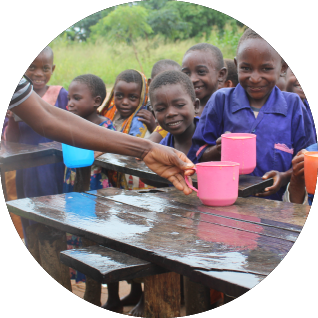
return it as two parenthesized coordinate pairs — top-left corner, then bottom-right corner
(9, 76), (33, 109)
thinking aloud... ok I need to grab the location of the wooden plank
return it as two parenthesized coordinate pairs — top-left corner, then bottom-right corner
(192, 269), (265, 297)
(0, 141), (63, 172)
(144, 187), (308, 229)
(60, 245), (168, 284)
(6, 193), (295, 277)
(88, 188), (303, 236)
(93, 153), (273, 197)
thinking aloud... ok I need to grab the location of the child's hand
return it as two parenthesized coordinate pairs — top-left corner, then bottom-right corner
(256, 169), (291, 197)
(290, 149), (307, 183)
(137, 109), (157, 133)
(215, 131), (232, 155)
(288, 149), (307, 203)
(201, 131), (231, 162)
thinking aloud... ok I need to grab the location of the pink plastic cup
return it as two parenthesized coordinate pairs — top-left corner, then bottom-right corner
(185, 161), (240, 206)
(221, 133), (256, 175)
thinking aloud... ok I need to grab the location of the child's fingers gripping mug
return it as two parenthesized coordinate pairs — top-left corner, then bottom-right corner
(304, 151), (318, 195)
(185, 161), (240, 206)
(221, 133), (256, 175)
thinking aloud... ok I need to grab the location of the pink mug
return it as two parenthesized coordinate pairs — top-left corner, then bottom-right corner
(221, 133), (256, 175)
(185, 161), (240, 206)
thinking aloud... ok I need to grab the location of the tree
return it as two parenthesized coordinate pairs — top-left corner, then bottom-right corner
(64, 8), (114, 41)
(90, 4), (153, 73)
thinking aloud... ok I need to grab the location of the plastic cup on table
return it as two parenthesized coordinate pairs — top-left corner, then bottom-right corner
(221, 133), (256, 175)
(185, 161), (240, 206)
(304, 151), (318, 195)
(62, 143), (94, 168)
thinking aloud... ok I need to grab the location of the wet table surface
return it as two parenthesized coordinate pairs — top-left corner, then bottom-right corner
(7, 187), (310, 297)
(0, 141), (63, 172)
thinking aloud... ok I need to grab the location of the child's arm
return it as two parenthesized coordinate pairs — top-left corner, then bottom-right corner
(137, 109), (157, 133)
(256, 169), (292, 198)
(288, 149), (307, 204)
(200, 132), (231, 162)
(147, 131), (164, 143)
(4, 111), (20, 142)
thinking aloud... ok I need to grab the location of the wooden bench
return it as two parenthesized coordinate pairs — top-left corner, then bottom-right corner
(60, 244), (169, 284)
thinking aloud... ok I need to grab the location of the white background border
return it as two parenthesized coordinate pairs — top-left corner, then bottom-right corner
(1, 1), (317, 317)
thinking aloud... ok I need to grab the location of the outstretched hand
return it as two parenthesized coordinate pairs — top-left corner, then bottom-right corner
(142, 143), (195, 195)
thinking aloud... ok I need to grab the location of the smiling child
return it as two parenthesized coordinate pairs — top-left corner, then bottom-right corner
(181, 43), (227, 116)
(188, 28), (315, 201)
(5, 47), (68, 199)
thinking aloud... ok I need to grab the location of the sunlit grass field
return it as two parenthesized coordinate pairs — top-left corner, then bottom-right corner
(48, 26), (244, 90)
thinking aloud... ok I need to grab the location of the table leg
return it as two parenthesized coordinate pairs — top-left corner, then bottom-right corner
(82, 238), (101, 307)
(183, 276), (211, 315)
(144, 272), (180, 318)
(0, 167), (8, 201)
(37, 226), (72, 291)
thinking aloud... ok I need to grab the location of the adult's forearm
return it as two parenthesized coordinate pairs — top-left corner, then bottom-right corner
(12, 92), (153, 159)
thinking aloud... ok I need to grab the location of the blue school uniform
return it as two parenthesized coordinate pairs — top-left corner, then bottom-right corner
(303, 99), (316, 142)
(188, 84), (316, 201)
(160, 117), (200, 155)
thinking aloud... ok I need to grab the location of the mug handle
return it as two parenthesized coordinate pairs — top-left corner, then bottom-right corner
(185, 167), (198, 193)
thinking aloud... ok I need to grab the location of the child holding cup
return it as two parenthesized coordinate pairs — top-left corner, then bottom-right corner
(188, 28), (315, 201)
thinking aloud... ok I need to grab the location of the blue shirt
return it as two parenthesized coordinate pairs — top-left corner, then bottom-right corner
(160, 117), (200, 157)
(303, 99), (317, 142)
(188, 84), (316, 201)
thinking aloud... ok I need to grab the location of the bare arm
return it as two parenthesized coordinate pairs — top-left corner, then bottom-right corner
(12, 92), (195, 194)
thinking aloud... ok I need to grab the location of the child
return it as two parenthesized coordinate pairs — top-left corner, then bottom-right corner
(285, 67), (316, 142)
(188, 28), (316, 201)
(5, 46), (68, 199)
(148, 69), (224, 309)
(99, 69), (153, 190)
(63, 74), (117, 193)
(147, 59), (182, 143)
(181, 43), (227, 116)
(224, 59), (239, 88)
(151, 70), (199, 156)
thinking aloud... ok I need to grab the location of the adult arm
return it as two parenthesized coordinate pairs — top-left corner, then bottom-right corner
(12, 92), (195, 194)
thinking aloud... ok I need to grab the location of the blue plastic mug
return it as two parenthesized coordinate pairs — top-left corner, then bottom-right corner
(62, 143), (94, 168)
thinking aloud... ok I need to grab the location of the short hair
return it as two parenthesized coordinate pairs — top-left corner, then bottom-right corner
(236, 28), (263, 55)
(115, 69), (143, 88)
(224, 59), (238, 86)
(151, 59), (181, 79)
(185, 43), (224, 70)
(72, 74), (106, 104)
(39, 46), (54, 61)
(149, 70), (196, 103)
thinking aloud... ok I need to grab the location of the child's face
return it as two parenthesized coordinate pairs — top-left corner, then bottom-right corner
(152, 83), (199, 136)
(114, 81), (141, 118)
(67, 81), (100, 119)
(235, 38), (287, 107)
(25, 52), (55, 92)
(285, 68), (305, 100)
(181, 51), (224, 105)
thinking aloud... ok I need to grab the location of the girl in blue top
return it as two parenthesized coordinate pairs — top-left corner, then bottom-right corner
(188, 28), (315, 201)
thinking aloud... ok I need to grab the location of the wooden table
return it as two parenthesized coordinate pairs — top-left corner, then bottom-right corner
(7, 187), (309, 316)
(0, 141), (273, 200)
(0, 141), (63, 200)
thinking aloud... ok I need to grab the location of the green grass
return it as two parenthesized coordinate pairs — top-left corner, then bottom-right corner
(48, 26), (244, 90)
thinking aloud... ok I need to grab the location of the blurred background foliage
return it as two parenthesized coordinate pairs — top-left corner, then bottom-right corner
(48, 1), (246, 88)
